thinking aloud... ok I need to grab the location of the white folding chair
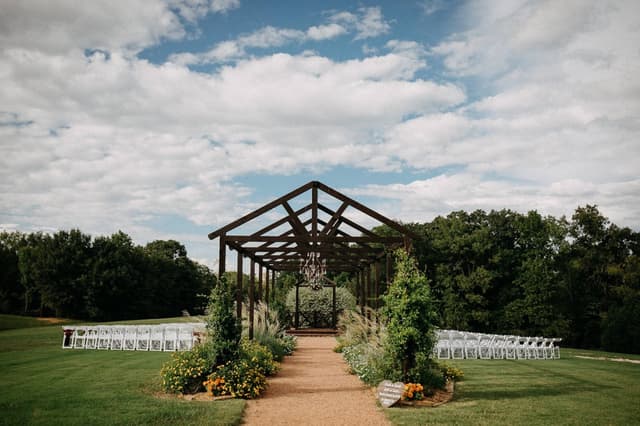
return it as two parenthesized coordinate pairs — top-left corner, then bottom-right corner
(478, 334), (494, 359)
(84, 327), (99, 349)
(449, 331), (466, 359)
(492, 335), (507, 359)
(73, 327), (88, 349)
(163, 325), (179, 351)
(123, 326), (137, 350)
(504, 335), (518, 360)
(149, 326), (164, 351)
(550, 338), (562, 359)
(464, 332), (480, 359)
(97, 326), (112, 350)
(434, 330), (450, 359)
(135, 326), (151, 351)
(110, 327), (126, 350)
(178, 326), (196, 351)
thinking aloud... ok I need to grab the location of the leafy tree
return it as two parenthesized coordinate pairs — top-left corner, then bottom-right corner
(205, 275), (240, 366)
(382, 249), (437, 382)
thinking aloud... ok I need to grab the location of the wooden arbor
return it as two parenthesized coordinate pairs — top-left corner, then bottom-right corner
(208, 181), (418, 337)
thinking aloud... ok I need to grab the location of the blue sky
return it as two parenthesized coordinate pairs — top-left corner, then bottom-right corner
(1, 0), (639, 268)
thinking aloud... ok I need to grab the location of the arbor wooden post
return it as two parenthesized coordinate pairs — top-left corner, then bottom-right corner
(295, 283), (300, 329)
(374, 262), (380, 310)
(218, 233), (226, 279)
(359, 270), (365, 316)
(386, 252), (392, 289)
(236, 253), (243, 322)
(365, 266), (370, 308)
(249, 259), (255, 340)
(271, 269), (276, 304)
(265, 267), (270, 306)
(258, 265), (263, 302)
(332, 284), (337, 329)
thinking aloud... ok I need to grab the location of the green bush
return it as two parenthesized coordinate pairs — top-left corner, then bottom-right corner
(243, 302), (298, 361)
(208, 360), (267, 399)
(382, 249), (438, 382)
(206, 275), (241, 366)
(240, 338), (279, 376)
(285, 286), (356, 328)
(337, 308), (387, 386)
(160, 344), (210, 394)
(438, 362), (464, 381)
(341, 342), (386, 386)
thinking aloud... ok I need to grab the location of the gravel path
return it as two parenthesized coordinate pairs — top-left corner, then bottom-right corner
(242, 336), (390, 426)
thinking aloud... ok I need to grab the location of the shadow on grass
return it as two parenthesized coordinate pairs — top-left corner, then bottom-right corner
(457, 360), (617, 402)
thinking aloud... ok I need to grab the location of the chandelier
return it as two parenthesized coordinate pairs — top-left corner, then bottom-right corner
(300, 251), (326, 290)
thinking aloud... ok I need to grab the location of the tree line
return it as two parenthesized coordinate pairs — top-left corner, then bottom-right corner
(0, 230), (215, 320)
(376, 205), (640, 354)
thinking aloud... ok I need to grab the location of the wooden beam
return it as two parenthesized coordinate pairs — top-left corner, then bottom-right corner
(316, 182), (420, 240)
(227, 236), (404, 243)
(208, 182), (314, 240)
(319, 202), (348, 236)
(251, 204), (312, 237)
(282, 201), (309, 237)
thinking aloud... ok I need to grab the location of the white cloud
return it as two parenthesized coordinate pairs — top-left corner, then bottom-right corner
(0, 36), (463, 254)
(174, 6), (392, 65)
(344, 175), (640, 228)
(168, 0), (240, 22)
(0, 0), (185, 54)
(306, 23), (347, 41)
(420, 0), (446, 16)
(353, 7), (392, 40)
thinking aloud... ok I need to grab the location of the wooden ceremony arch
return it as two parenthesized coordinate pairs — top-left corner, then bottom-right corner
(208, 181), (418, 337)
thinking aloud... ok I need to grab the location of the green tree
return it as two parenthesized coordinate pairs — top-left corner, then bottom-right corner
(206, 275), (240, 366)
(382, 249), (437, 382)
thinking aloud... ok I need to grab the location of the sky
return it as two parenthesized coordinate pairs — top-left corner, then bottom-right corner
(1, 0), (639, 269)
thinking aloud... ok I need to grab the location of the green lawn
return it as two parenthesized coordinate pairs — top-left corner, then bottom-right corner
(0, 316), (244, 426)
(0, 314), (75, 331)
(386, 348), (640, 425)
(3, 315), (640, 426)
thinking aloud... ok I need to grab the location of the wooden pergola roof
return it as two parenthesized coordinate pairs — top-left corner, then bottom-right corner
(209, 181), (418, 274)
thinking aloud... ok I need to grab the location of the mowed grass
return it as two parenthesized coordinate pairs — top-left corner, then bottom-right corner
(0, 316), (244, 426)
(0, 314), (75, 331)
(386, 348), (640, 425)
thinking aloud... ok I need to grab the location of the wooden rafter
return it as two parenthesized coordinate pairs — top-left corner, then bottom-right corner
(209, 181), (417, 273)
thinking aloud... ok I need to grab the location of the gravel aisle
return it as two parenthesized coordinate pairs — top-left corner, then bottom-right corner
(242, 336), (390, 426)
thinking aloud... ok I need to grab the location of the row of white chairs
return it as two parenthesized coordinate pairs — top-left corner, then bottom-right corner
(434, 330), (562, 360)
(62, 323), (206, 352)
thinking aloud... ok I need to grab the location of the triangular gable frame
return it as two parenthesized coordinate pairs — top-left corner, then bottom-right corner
(209, 181), (417, 274)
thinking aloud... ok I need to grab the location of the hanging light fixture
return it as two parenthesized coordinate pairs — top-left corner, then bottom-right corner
(300, 251), (326, 290)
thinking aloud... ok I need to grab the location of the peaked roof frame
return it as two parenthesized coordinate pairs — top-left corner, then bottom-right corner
(209, 181), (418, 275)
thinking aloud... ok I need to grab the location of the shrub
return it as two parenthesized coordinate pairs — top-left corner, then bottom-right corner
(243, 302), (298, 361)
(439, 363), (464, 381)
(160, 344), (210, 394)
(207, 360), (267, 399)
(206, 275), (241, 366)
(341, 342), (386, 386)
(240, 338), (279, 376)
(337, 308), (386, 386)
(285, 287), (356, 328)
(381, 249), (438, 382)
